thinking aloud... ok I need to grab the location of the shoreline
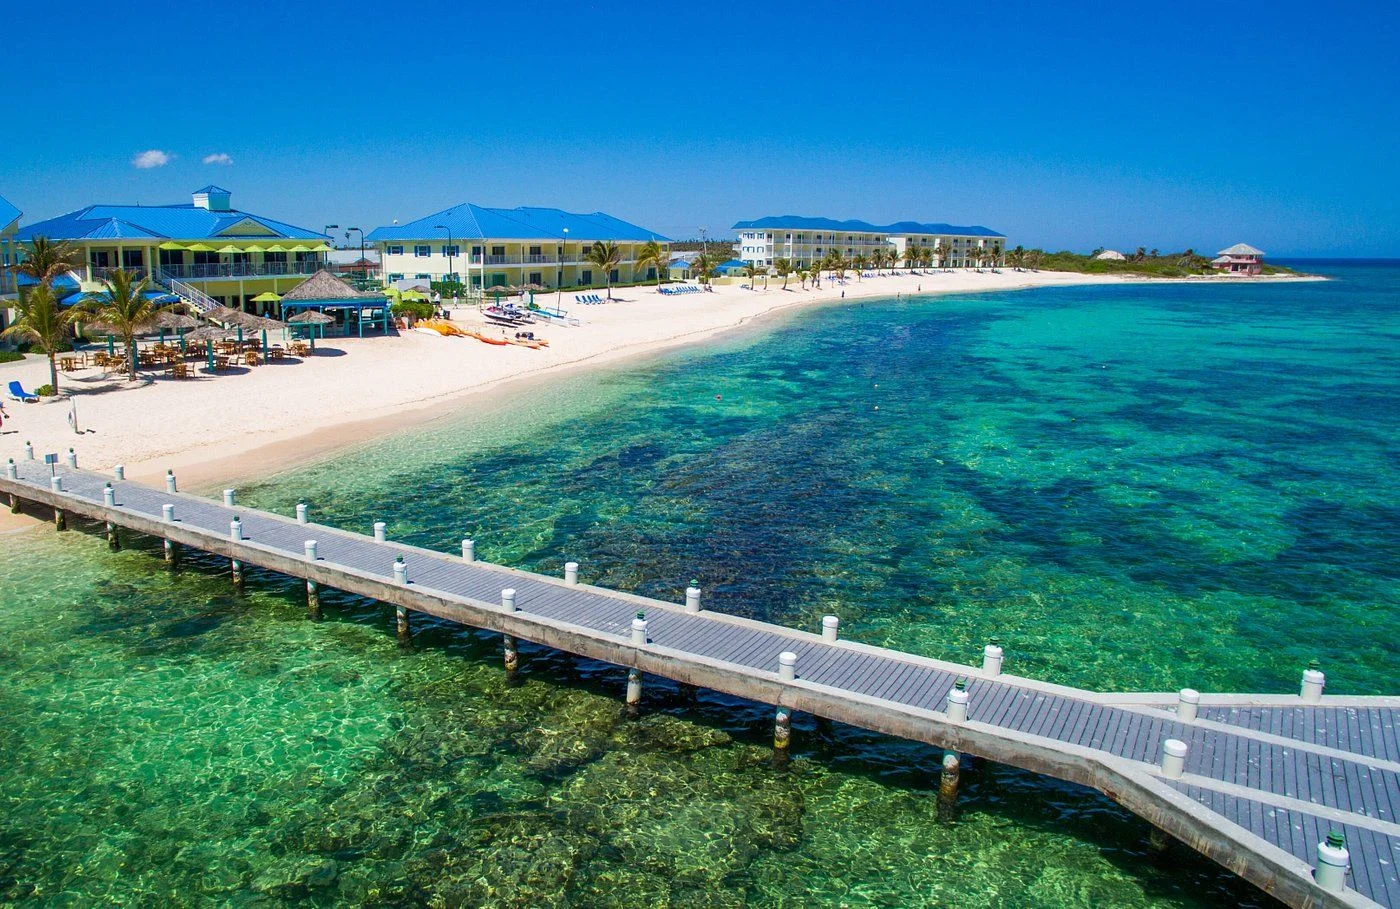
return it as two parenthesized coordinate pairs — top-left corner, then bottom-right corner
(0, 269), (1317, 532)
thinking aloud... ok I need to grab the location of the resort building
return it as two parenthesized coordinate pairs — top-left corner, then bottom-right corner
(0, 193), (21, 325)
(368, 204), (669, 293)
(13, 187), (332, 314)
(733, 216), (1006, 270)
(1212, 243), (1264, 275)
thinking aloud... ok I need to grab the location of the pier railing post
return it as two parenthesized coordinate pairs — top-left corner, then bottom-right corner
(1177, 688), (1200, 722)
(373, 521), (386, 543)
(685, 581), (701, 613)
(462, 538), (474, 562)
(1301, 661), (1325, 703)
(24, 441), (34, 460)
(625, 612), (649, 717)
(778, 651), (797, 682)
(223, 489), (236, 507)
(392, 557), (408, 585)
(564, 561), (579, 585)
(104, 484), (120, 549)
(113, 464), (124, 480)
(501, 588), (517, 612)
(1315, 832), (1350, 893)
(103, 484), (115, 507)
(631, 614), (648, 646)
(296, 502), (308, 524)
(165, 470), (177, 493)
(1161, 739), (1188, 779)
(946, 680), (969, 723)
(49, 478), (66, 529)
(982, 638), (1003, 676)
(228, 519), (244, 586)
(65, 448), (77, 469)
(822, 615), (840, 641)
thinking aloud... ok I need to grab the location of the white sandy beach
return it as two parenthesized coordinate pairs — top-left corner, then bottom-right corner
(0, 269), (1314, 511)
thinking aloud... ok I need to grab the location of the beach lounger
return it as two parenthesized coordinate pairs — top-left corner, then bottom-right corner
(7, 380), (39, 402)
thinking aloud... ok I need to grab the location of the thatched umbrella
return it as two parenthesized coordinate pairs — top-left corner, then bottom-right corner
(206, 305), (261, 343)
(155, 310), (200, 351)
(248, 314), (287, 351)
(185, 325), (234, 372)
(288, 310), (334, 349)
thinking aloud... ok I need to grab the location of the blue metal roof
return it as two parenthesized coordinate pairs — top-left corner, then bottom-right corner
(194, 185), (231, 195)
(0, 193), (20, 230)
(367, 203), (669, 243)
(15, 199), (328, 243)
(732, 215), (1004, 238)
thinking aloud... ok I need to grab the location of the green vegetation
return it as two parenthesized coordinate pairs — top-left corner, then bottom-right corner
(0, 350), (26, 364)
(80, 268), (163, 380)
(390, 301), (434, 320)
(2, 285), (78, 395)
(1004, 246), (1298, 277)
(34, 384), (54, 397)
(585, 241), (625, 300)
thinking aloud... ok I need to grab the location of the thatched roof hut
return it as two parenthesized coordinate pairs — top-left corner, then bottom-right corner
(282, 269), (370, 302)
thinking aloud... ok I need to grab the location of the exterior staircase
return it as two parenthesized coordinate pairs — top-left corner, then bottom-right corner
(154, 271), (219, 314)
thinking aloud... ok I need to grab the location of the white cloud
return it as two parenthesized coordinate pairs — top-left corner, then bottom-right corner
(131, 149), (173, 169)
(203, 152), (233, 165)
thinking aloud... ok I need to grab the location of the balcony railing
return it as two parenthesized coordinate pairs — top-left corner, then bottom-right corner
(154, 261), (325, 280)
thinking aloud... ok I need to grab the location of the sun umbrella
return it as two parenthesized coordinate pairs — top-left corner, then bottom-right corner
(184, 325), (234, 372)
(399, 290), (427, 301)
(155, 310), (200, 352)
(250, 315), (287, 350)
(251, 292), (282, 303)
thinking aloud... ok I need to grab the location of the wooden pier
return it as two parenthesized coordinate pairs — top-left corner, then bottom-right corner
(5, 455), (1399, 908)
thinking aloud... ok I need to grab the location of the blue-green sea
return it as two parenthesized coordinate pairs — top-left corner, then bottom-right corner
(2, 262), (1396, 906)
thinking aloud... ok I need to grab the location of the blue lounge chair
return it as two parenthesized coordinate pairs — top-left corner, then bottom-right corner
(8, 380), (39, 403)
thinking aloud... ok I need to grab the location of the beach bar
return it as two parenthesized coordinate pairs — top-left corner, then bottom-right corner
(279, 269), (391, 337)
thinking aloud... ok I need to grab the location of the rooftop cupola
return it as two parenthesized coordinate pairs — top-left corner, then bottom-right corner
(193, 186), (232, 211)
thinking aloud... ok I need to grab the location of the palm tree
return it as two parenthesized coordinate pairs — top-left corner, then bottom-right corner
(12, 235), (83, 289)
(634, 239), (668, 286)
(852, 254), (867, 281)
(586, 241), (625, 300)
(934, 242), (952, 270)
(1009, 245), (1026, 270)
(798, 269), (810, 290)
(82, 268), (165, 380)
(774, 258), (793, 290)
(743, 261), (765, 288)
(691, 252), (716, 286)
(2, 284), (77, 395)
(1026, 249), (1043, 271)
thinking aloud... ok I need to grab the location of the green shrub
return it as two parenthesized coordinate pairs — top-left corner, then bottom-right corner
(391, 301), (434, 320)
(35, 384), (54, 397)
(0, 350), (24, 364)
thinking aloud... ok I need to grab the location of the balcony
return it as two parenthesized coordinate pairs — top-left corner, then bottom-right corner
(157, 261), (326, 281)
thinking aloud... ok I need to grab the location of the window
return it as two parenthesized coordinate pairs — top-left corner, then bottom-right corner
(90, 251), (111, 267)
(490, 245), (505, 256)
(609, 268), (619, 283)
(528, 245), (542, 256)
(415, 273), (431, 280)
(388, 273), (404, 281)
(264, 251), (288, 264)
(529, 271), (542, 285)
(581, 269), (593, 284)
(387, 245), (404, 256)
(158, 249), (184, 267)
(581, 244), (592, 256)
(413, 245), (430, 257)
(442, 245), (459, 258)
(122, 249), (144, 268)
(491, 273), (507, 287)
(444, 273), (460, 284)
(469, 275), (481, 288)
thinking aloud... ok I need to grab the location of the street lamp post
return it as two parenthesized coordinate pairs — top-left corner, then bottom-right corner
(556, 226), (568, 311)
(323, 224), (339, 276)
(434, 224), (455, 294)
(345, 228), (365, 284)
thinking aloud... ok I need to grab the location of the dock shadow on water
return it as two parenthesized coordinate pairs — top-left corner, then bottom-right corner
(7, 267), (1397, 906)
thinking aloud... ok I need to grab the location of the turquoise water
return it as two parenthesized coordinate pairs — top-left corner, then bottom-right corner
(2, 264), (1396, 906)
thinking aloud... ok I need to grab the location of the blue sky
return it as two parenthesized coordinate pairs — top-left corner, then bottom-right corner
(5, 0), (1397, 256)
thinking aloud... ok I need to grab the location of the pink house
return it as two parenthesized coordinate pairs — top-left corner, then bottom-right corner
(1212, 243), (1264, 275)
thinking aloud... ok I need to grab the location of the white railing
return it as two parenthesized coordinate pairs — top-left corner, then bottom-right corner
(160, 273), (219, 313)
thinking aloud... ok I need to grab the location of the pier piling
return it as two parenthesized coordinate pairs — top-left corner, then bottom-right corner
(296, 502), (308, 524)
(373, 521), (386, 543)
(778, 651), (797, 682)
(564, 561), (578, 585)
(6, 460), (16, 513)
(461, 538), (474, 562)
(937, 752), (961, 820)
(1177, 688), (1200, 722)
(113, 464), (124, 480)
(626, 668), (643, 717)
(223, 489), (236, 507)
(103, 484), (115, 508)
(503, 634), (519, 673)
(304, 541), (320, 620)
(23, 441), (33, 460)
(393, 557), (408, 585)
(165, 470), (177, 494)
(65, 448), (77, 469)
(231, 560), (244, 586)
(685, 581), (701, 613)
(822, 614), (839, 641)
(396, 605), (411, 643)
(502, 588), (516, 612)
(774, 706), (792, 765)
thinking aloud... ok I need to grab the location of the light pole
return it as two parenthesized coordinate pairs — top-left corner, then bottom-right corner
(434, 224), (454, 293)
(556, 226), (568, 310)
(323, 224), (339, 276)
(345, 228), (365, 284)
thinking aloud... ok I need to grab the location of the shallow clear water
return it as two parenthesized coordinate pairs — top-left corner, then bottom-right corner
(2, 264), (1396, 906)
